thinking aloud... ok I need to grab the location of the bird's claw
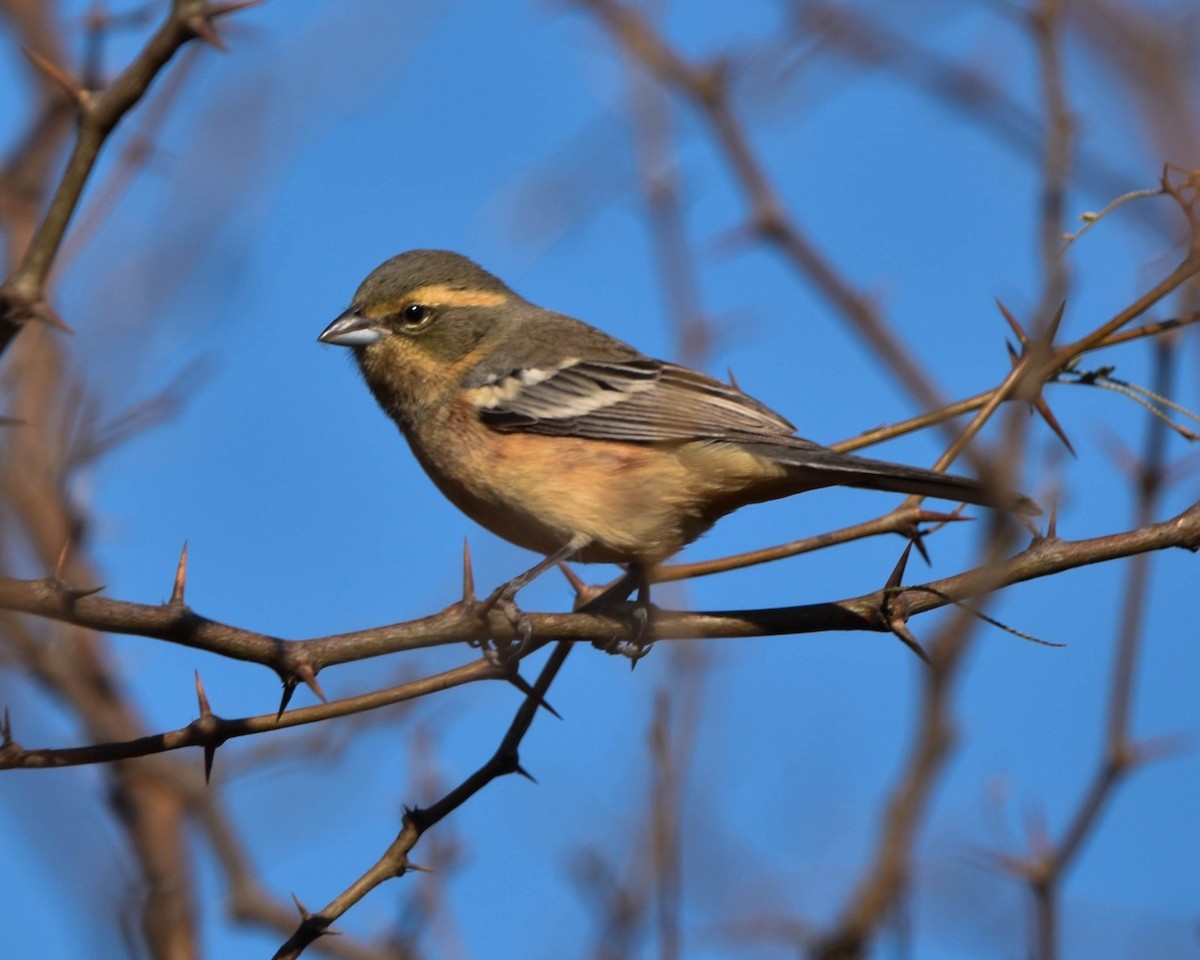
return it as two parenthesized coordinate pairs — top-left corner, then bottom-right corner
(477, 581), (533, 663)
(592, 596), (654, 665)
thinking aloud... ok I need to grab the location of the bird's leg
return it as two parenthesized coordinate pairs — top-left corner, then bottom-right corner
(625, 563), (650, 636)
(591, 563), (657, 665)
(624, 564), (656, 664)
(482, 533), (591, 658)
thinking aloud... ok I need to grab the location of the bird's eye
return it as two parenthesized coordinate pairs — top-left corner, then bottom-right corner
(401, 303), (432, 327)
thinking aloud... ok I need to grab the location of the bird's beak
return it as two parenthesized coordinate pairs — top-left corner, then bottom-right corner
(318, 306), (386, 347)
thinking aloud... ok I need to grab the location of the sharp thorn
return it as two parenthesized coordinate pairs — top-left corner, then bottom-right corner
(995, 298), (1028, 345)
(891, 618), (931, 666)
(21, 46), (89, 108)
(886, 541), (913, 591)
(291, 892), (311, 920)
(506, 673), (562, 719)
(1046, 300), (1067, 340)
(277, 679), (297, 720)
(1034, 396), (1076, 455)
(911, 532), (931, 566)
(203, 743), (216, 783)
(207, 0), (263, 17)
(53, 541), (70, 580)
(171, 541), (189, 605)
(296, 663), (326, 703)
(556, 561), (586, 598)
(32, 302), (73, 334)
(185, 14), (229, 50)
(194, 670), (211, 717)
(462, 539), (476, 603)
(914, 509), (973, 524)
(513, 762), (538, 784)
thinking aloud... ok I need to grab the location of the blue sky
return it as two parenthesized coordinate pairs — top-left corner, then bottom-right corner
(1, 2), (1198, 958)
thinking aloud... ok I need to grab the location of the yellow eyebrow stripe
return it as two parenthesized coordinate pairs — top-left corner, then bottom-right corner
(367, 285), (509, 317)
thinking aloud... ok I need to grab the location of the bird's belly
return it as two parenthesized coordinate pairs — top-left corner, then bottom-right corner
(406, 414), (723, 565)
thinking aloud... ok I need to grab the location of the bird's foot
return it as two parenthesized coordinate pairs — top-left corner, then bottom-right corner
(591, 577), (655, 667)
(472, 538), (589, 662)
(477, 580), (535, 664)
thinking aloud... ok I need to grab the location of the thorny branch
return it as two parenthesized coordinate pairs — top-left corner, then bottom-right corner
(4, 497), (1200, 773)
(270, 639), (576, 959)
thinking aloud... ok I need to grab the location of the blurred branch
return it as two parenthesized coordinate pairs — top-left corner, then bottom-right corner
(0, 6), (259, 959)
(0, 0), (75, 266)
(571, 647), (708, 960)
(815, 390), (1035, 958)
(57, 41), (204, 271)
(1030, 0), (1073, 323)
(624, 50), (714, 366)
(1073, 0), (1200, 180)
(0, 0), (258, 357)
(786, 1), (1142, 226)
(1001, 339), (1183, 960)
(814, 592), (983, 960)
(576, 0), (949, 418)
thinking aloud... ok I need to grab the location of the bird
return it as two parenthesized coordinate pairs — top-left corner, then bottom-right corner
(318, 250), (1034, 603)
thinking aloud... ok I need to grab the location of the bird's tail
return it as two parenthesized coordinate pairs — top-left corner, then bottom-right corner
(738, 438), (1040, 515)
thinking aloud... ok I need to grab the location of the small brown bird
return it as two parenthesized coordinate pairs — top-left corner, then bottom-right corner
(319, 250), (1032, 593)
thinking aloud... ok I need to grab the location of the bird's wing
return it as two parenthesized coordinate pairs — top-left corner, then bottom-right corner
(467, 353), (1040, 514)
(469, 357), (798, 442)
